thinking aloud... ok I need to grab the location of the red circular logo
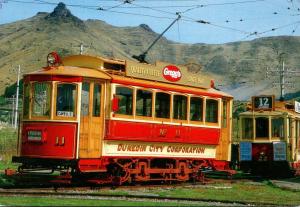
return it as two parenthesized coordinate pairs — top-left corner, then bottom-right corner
(162, 65), (182, 82)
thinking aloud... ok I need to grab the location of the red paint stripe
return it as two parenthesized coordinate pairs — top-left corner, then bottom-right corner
(105, 120), (220, 145)
(112, 79), (223, 98)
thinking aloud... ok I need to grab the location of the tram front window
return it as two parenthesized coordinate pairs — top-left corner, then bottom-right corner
(256, 117), (269, 139)
(32, 82), (51, 117)
(56, 83), (77, 117)
(242, 118), (253, 139)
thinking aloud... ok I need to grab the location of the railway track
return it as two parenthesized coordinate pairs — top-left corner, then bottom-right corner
(0, 188), (272, 207)
(0, 180), (282, 207)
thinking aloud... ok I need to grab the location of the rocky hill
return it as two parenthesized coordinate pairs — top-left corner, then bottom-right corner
(0, 2), (299, 100)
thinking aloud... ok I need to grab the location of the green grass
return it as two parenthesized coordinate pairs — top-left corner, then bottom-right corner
(0, 181), (299, 206)
(0, 127), (18, 163)
(0, 196), (198, 206)
(94, 181), (300, 206)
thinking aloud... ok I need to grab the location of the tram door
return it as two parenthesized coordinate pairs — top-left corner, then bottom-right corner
(79, 80), (104, 158)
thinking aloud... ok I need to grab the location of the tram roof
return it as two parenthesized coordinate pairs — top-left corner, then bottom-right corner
(25, 54), (233, 98)
(26, 65), (112, 80)
(240, 100), (300, 117)
(61, 55), (214, 90)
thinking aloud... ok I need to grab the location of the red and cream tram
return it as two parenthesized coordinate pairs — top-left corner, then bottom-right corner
(238, 95), (300, 176)
(12, 52), (234, 184)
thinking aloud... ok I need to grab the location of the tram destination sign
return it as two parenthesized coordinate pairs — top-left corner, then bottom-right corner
(295, 101), (300, 113)
(252, 95), (275, 111)
(126, 60), (211, 88)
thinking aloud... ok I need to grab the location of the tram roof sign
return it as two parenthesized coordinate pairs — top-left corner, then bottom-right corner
(126, 60), (211, 89)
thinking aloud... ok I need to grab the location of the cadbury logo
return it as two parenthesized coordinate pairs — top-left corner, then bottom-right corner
(162, 65), (182, 82)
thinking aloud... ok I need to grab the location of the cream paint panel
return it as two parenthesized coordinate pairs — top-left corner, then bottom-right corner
(103, 140), (216, 158)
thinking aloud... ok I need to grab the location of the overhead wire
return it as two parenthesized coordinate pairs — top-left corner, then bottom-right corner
(4, 0), (300, 42)
(181, 0), (266, 14)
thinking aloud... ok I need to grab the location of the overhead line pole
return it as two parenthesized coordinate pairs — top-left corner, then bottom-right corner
(14, 65), (21, 129)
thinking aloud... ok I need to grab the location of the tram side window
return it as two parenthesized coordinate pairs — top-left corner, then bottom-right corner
(32, 82), (51, 117)
(190, 97), (203, 122)
(206, 99), (218, 123)
(81, 82), (90, 116)
(271, 117), (284, 139)
(256, 117), (269, 138)
(116, 86), (133, 115)
(56, 83), (77, 117)
(93, 84), (101, 117)
(173, 95), (187, 120)
(136, 89), (152, 117)
(155, 92), (170, 119)
(288, 119), (293, 138)
(297, 121), (300, 152)
(23, 84), (30, 117)
(242, 118), (253, 139)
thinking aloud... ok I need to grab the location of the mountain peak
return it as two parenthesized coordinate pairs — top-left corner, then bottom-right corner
(139, 24), (154, 33)
(44, 2), (85, 29)
(49, 2), (72, 18)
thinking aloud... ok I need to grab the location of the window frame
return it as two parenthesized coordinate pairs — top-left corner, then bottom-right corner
(31, 81), (52, 119)
(54, 82), (78, 121)
(241, 117), (254, 140)
(80, 81), (91, 117)
(189, 95), (204, 125)
(135, 88), (154, 120)
(172, 93), (188, 123)
(92, 82), (102, 117)
(114, 85), (135, 119)
(154, 90), (172, 122)
(271, 116), (285, 140)
(23, 82), (31, 119)
(254, 116), (269, 139)
(205, 98), (220, 126)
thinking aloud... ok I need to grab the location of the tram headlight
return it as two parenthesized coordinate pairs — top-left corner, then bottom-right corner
(47, 52), (61, 66)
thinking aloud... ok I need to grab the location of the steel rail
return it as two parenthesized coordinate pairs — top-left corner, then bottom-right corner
(0, 186), (281, 207)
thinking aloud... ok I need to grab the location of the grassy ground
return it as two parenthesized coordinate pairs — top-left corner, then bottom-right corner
(93, 181), (300, 206)
(0, 196), (198, 206)
(0, 127), (18, 163)
(0, 180), (299, 206)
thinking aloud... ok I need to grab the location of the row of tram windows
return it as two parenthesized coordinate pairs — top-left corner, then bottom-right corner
(115, 85), (219, 124)
(24, 81), (102, 119)
(241, 116), (289, 140)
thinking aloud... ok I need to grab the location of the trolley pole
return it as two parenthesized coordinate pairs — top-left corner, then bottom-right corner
(14, 65), (20, 129)
(80, 43), (83, 55)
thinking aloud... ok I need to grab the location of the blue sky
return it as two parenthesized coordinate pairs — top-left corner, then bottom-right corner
(0, 0), (300, 44)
